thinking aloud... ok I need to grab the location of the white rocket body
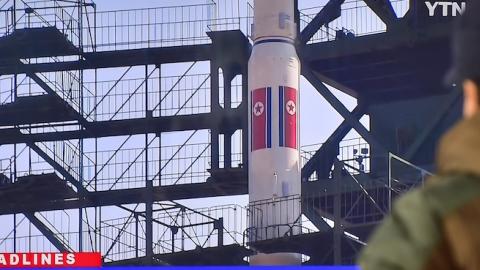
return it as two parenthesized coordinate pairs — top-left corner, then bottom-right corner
(248, 0), (301, 265)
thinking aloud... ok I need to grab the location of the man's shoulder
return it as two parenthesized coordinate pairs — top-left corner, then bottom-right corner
(421, 174), (480, 216)
(357, 174), (480, 270)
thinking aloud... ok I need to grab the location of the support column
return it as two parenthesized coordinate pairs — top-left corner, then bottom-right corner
(224, 132), (232, 168)
(242, 67), (249, 169)
(224, 70), (233, 168)
(145, 65), (153, 264)
(215, 218), (224, 247)
(210, 62), (220, 170)
(333, 160), (343, 264)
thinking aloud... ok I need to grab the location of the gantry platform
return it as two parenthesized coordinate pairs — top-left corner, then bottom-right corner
(0, 168), (247, 215)
(0, 95), (79, 125)
(0, 27), (78, 59)
(304, 23), (451, 102)
(0, 173), (77, 203)
(104, 228), (365, 265)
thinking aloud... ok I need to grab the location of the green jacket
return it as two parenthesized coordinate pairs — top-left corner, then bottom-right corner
(358, 114), (480, 270)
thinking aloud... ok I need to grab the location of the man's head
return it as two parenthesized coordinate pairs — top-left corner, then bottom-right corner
(447, 1), (480, 118)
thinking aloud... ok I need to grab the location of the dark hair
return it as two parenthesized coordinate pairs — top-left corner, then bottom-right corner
(474, 78), (480, 87)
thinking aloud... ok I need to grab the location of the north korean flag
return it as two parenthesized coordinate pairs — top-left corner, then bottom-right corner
(251, 87), (272, 151)
(279, 86), (297, 149)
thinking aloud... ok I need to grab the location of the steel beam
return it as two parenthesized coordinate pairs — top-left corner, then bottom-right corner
(20, 63), (88, 127)
(302, 104), (366, 180)
(301, 206), (332, 232)
(333, 160), (343, 264)
(300, 0), (345, 44)
(405, 89), (461, 160)
(301, 65), (386, 153)
(0, 177), (248, 215)
(27, 142), (87, 193)
(362, 0), (397, 27)
(0, 111), (244, 145)
(24, 213), (71, 252)
(0, 45), (212, 75)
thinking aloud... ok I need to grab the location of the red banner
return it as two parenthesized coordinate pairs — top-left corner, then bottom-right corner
(279, 86), (297, 149)
(251, 87), (272, 151)
(0, 253), (101, 268)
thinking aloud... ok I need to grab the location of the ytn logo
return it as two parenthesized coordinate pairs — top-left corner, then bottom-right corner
(425, 1), (466, 17)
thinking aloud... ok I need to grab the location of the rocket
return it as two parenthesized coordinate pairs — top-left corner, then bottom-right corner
(248, 0), (301, 265)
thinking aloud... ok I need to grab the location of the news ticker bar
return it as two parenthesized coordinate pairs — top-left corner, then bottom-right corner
(0, 253), (360, 269)
(0, 253), (101, 268)
(0, 266), (360, 270)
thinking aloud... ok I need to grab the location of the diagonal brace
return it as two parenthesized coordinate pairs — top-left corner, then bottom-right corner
(300, 0), (345, 44)
(302, 104), (367, 180)
(362, 0), (398, 27)
(301, 64), (386, 155)
(28, 142), (87, 193)
(24, 213), (72, 252)
(17, 61), (89, 127)
(405, 89), (461, 160)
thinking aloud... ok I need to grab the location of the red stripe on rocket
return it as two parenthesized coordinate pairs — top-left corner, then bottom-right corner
(283, 86), (297, 149)
(252, 88), (266, 151)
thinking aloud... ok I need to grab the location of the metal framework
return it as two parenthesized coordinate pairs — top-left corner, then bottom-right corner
(0, 0), (459, 265)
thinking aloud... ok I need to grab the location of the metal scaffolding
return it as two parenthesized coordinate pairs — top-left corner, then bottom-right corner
(0, 0), (458, 265)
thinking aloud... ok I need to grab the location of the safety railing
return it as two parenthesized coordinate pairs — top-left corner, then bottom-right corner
(33, 211), (73, 251)
(243, 192), (376, 253)
(84, 76), (158, 121)
(339, 137), (370, 173)
(12, 74), (42, 98)
(15, 137), (95, 192)
(21, 150), (55, 177)
(101, 215), (146, 262)
(82, 0), (253, 52)
(0, 0), (411, 52)
(0, 76), (14, 105)
(0, 0), (12, 34)
(82, 140), (242, 191)
(0, 0), (250, 51)
(82, 72), (221, 121)
(0, 230), (98, 253)
(100, 203), (246, 262)
(0, 209), (102, 254)
(0, 145), (27, 183)
(12, 135), (371, 192)
(0, 208), (90, 253)
(244, 189), (386, 241)
(246, 195), (303, 242)
(0, 0), (92, 48)
(83, 144), (155, 191)
(301, 154), (432, 226)
(16, 57), (94, 120)
(159, 142), (211, 186)
(157, 73), (212, 117)
(36, 141), (81, 180)
(301, 137), (370, 179)
(154, 204), (245, 254)
(300, 0), (409, 44)
(37, 70), (82, 113)
(388, 153), (433, 210)
(244, 223), (315, 245)
(0, 157), (13, 185)
(89, 4), (214, 51)
(13, 130), (238, 192)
